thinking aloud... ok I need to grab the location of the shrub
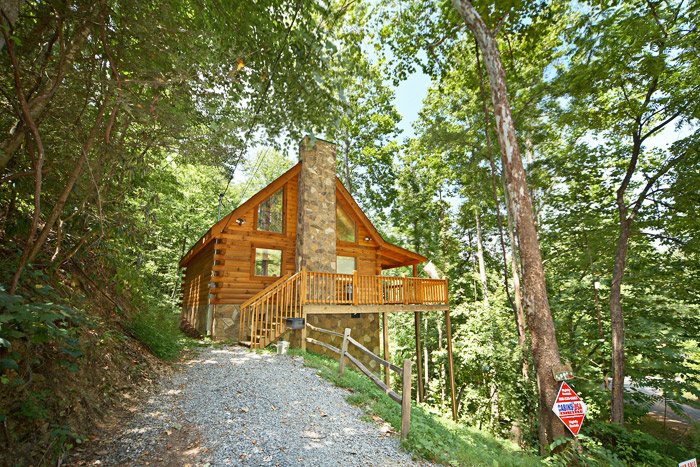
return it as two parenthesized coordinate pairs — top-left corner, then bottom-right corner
(124, 306), (183, 360)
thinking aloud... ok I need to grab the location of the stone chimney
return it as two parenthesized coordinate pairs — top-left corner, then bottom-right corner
(295, 137), (336, 273)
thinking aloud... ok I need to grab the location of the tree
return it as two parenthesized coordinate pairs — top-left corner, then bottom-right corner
(0, 0), (351, 293)
(552, 0), (700, 424)
(449, 0), (568, 447)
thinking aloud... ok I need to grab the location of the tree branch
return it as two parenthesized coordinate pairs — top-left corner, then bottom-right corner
(631, 231), (683, 244)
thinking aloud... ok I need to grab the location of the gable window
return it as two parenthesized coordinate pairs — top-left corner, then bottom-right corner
(254, 248), (282, 277)
(336, 205), (355, 242)
(257, 188), (283, 233)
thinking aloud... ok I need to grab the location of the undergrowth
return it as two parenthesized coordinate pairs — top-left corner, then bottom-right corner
(123, 305), (185, 360)
(297, 349), (541, 466)
(0, 256), (192, 466)
(295, 349), (700, 466)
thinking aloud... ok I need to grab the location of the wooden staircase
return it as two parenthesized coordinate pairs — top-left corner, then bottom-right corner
(238, 268), (449, 349)
(238, 272), (303, 349)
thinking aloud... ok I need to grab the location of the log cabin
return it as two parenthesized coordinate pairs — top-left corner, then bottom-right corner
(178, 137), (456, 417)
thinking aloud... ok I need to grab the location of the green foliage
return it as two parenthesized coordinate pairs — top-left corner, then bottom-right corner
(0, 277), (84, 381)
(124, 306), (183, 361)
(543, 435), (624, 467)
(582, 421), (699, 466)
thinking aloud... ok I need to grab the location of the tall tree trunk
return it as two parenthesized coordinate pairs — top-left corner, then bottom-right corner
(4, 23), (46, 295)
(504, 179), (529, 379)
(424, 316), (430, 391)
(475, 39), (528, 378)
(474, 208), (489, 306)
(9, 100), (107, 291)
(610, 208), (630, 424)
(1, 17), (93, 170)
(451, 0), (567, 447)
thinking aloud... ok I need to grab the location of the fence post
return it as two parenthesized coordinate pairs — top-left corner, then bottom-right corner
(338, 328), (351, 376)
(352, 270), (359, 305)
(401, 358), (412, 441)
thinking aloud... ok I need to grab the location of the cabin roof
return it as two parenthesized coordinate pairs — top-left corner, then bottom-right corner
(179, 162), (426, 270)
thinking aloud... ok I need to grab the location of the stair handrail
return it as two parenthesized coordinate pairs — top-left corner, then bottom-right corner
(240, 272), (294, 309)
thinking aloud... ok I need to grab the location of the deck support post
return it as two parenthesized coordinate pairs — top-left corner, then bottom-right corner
(414, 311), (424, 403)
(383, 311), (390, 387)
(445, 308), (457, 421)
(412, 265), (424, 403)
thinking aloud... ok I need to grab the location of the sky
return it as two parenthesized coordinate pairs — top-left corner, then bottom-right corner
(393, 70), (431, 140)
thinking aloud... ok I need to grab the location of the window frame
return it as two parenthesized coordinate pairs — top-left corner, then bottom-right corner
(251, 245), (284, 278)
(253, 186), (286, 235)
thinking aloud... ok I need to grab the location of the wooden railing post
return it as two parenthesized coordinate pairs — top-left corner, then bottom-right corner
(338, 328), (351, 376)
(352, 270), (359, 305)
(300, 266), (307, 305)
(442, 275), (448, 303)
(402, 273), (408, 305)
(401, 358), (412, 441)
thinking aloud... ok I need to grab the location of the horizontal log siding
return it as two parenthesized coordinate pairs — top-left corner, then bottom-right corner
(210, 176), (298, 306)
(180, 240), (215, 334)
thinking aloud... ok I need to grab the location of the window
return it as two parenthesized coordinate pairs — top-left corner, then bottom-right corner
(254, 248), (282, 277)
(257, 188), (283, 233)
(337, 256), (356, 274)
(336, 205), (355, 242)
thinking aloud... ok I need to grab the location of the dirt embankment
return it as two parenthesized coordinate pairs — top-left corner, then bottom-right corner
(0, 256), (172, 467)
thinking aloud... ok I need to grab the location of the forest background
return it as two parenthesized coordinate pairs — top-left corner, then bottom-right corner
(0, 0), (699, 465)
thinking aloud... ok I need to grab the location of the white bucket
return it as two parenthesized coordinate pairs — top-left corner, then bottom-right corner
(277, 340), (289, 355)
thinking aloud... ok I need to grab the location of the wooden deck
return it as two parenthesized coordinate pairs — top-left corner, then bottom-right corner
(238, 268), (449, 348)
(303, 304), (449, 314)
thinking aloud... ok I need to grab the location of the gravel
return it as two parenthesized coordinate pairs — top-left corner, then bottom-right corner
(88, 346), (431, 466)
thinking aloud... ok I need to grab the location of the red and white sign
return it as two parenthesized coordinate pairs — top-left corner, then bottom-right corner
(552, 382), (587, 436)
(679, 458), (697, 467)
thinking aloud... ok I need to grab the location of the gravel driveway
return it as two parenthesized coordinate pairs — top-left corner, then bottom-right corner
(83, 346), (429, 466)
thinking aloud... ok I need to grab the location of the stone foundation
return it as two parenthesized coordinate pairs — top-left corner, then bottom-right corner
(213, 304), (240, 341)
(281, 313), (381, 374)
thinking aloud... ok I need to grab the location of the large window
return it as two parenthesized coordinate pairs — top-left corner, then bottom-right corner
(336, 256), (356, 274)
(254, 248), (282, 277)
(257, 188), (283, 233)
(336, 205), (355, 242)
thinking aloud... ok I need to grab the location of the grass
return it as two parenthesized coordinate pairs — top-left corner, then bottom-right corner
(297, 349), (542, 466)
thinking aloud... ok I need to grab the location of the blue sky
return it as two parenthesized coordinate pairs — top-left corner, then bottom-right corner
(393, 70), (431, 140)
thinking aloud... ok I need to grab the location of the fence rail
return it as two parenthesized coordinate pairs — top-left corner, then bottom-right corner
(305, 322), (412, 440)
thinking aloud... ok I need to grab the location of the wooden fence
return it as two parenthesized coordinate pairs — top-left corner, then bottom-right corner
(305, 322), (412, 440)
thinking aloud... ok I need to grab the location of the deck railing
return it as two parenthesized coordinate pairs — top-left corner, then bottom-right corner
(305, 271), (448, 306)
(238, 268), (448, 349)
